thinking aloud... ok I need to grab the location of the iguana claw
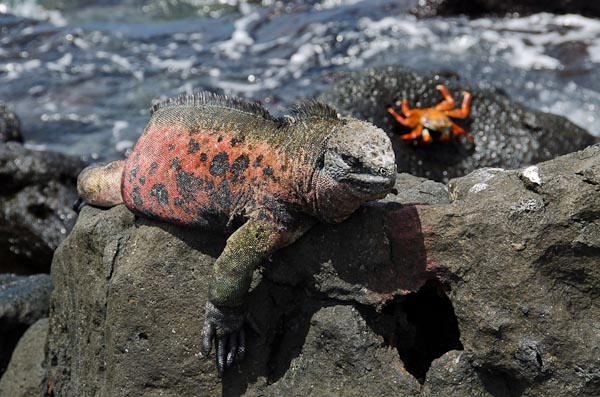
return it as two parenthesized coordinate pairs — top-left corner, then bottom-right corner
(197, 301), (253, 375)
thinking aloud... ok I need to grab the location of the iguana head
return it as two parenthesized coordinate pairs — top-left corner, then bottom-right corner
(323, 119), (396, 199)
(312, 119), (396, 222)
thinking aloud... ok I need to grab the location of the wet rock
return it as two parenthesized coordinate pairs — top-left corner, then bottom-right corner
(414, 0), (600, 18)
(321, 66), (597, 182)
(0, 142), (86, 274)
(0, 105), (22, 143)
(0, 274), (51, 376)
(46, 144), (600, 396)
(0, 318), (48, 397)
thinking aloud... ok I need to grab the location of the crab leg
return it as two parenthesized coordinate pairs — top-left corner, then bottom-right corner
(421, 128), (433, 145)
(451, 123), (474, 142)
(401, 99), (413, 117)
(446, 91), (471, 119)
(400, 124), (424, 141)
(434, 85), (455, 111)
(387, 106), (418, 127)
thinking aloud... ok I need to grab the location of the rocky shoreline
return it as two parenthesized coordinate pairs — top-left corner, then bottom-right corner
(0, 67), (599, 396)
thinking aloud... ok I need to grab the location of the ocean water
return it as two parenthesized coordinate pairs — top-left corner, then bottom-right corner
(1, 0), (599, 160)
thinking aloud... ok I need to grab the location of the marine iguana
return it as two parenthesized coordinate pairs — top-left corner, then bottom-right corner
(77, 92), (396, 375)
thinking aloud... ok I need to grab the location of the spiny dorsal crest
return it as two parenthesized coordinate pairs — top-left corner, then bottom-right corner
(290, 100), (341, 123)
(150, 91), (280, 124)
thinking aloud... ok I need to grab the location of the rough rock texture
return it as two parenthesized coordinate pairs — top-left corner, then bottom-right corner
(0, 318), (48, 397)
(0, 142), (86, 274)
(0, 105), (22, 143)
(422, 144), (600, 396)
(321, 67), (597, 182)
(0, 274), (51, 375)
(413, 0), (600, 18)
(45, 146), (600, 396)
(265, 305), (421, 396)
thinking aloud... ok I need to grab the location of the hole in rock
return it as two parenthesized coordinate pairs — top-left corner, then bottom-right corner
(376, 280), (463, 384)
(398, 280), (463, 382)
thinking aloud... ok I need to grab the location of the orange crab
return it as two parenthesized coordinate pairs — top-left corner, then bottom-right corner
(386, 85), (472, 144)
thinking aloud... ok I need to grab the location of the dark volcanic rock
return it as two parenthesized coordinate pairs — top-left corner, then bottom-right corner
(45, 145), (600, 396)
(0, 105), (22, 143)
(423, 144), (600, 396)
(266, 305), (421, 396)
(321, 66), (597, 182)
(414, 0), (600, 18)
(45, 177), (445, 397)
(0, 142), (86, 274)
(0, 274), (51, 376)
(0, 274), (51, 326)
(0, 318), (48, 397)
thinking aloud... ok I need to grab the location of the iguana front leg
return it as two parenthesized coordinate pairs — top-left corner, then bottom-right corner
(197, 213), (315, 374)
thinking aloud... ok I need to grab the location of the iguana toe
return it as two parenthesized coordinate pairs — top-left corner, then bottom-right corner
(197, 301), (248, 375)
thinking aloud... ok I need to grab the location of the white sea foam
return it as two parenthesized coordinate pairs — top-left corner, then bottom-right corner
(96, 51), (132, 70)
(2, 0), (66, 26)
(522, 166), (542, 186)
(112, 120), (129, 139)
(216, 10), (261, 60)
(315, 0), (363, 10)
(46, 53), (73, 72)
(470, 13), (600, 70)
(115, 140), (134, 152)
(1, 59), (41, 80)
(147, 54), (194, 75)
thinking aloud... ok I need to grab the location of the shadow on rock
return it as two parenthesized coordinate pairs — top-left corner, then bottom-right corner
(266, 203), (438, 307)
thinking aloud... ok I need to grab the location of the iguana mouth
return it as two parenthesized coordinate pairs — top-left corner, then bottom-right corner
(343, 172), (395, 194)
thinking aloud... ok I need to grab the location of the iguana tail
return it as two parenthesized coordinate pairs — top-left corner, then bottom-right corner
(77, 160), (125, 207)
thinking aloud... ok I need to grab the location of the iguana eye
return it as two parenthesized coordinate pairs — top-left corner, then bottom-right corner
(341, 154), (359, 167)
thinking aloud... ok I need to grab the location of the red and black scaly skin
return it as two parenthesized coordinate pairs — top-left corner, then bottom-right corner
(79, 92), (397, 374)
(122, 99), (318, 234)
